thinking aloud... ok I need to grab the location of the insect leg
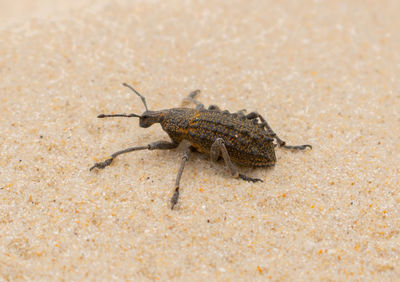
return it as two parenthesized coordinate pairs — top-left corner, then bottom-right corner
(245, 112), (312, 150)
(182, 90), (204, 110)
(90, 140), (178, 171)
(234, 109), (247, 115)
(210, 138), (263, 182)
(232, 109), (247, 118)
(208, 105), (221, 111)
(170, 146), (190, 210)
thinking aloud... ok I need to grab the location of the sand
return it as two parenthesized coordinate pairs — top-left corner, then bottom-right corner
(1, 0), (399, 280)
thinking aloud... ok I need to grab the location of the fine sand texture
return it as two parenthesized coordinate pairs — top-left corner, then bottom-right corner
(1, 0), (399, 280)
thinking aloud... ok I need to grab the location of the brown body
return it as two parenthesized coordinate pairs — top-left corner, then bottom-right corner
(160, 108), (276, 167)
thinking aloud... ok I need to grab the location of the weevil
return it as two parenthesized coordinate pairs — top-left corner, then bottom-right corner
(90, 83), (312, 209)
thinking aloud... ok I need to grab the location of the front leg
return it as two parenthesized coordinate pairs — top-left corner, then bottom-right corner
(210, 138), (263, 183)
(90, 140), (178, 171)
(170, 146), (191, 210)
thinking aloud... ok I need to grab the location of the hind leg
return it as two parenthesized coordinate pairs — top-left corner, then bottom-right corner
(245, 112), (312, 150)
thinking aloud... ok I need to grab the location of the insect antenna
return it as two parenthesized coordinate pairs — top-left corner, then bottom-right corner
(97, 113), (141, 118)
(122, 83), (149, 111)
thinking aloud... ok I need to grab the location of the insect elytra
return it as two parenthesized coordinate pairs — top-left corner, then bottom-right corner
(90, 83), (312, 209)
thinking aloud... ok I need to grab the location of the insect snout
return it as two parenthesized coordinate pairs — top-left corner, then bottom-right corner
(139, 110), (165, 128)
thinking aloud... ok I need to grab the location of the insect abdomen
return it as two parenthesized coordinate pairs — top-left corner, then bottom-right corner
(187, 111), (276, 167)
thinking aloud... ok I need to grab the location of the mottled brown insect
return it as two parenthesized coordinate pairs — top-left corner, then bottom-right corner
(90, 83), (312, 209)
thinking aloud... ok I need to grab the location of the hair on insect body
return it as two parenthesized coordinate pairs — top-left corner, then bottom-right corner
(90, 83), (312, 209)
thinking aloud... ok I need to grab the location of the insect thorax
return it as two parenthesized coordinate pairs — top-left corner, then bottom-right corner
(160, 108), (198, 143)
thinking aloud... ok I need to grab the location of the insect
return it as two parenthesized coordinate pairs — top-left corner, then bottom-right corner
(90, 83), (312, 209)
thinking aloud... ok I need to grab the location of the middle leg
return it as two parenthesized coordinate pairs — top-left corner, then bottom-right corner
(181, 90), (204, 110)
(210, 138), (262, 182)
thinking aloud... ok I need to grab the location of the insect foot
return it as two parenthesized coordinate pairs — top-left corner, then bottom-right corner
(238, 173), (263, 183)
(170, 186), (180, 210)
(90, 158), (114, 171)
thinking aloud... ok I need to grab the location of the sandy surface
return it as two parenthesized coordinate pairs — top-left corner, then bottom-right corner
(1, 0), (399, 280)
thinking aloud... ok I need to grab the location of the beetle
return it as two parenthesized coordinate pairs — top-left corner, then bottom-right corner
(90, 83), (312, 209)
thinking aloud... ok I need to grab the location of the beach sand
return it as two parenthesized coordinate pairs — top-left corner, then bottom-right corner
(1, 0), (399, 280)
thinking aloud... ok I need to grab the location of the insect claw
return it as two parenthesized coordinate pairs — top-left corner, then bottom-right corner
(281, 144), (312, 150)
(170, 186), (180, 210)
(238, 173), (263, 183)
(89, 158), (113, 171)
